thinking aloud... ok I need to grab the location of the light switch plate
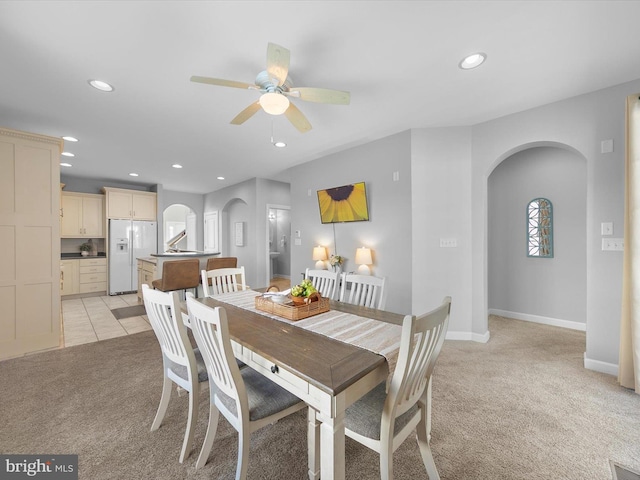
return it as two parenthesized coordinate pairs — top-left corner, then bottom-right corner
(440, 238), (457, 248)
(601, 222), (613, 236)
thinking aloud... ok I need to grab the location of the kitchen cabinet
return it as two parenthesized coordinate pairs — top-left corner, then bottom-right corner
(60, 258), (107, 296)
(103, 187), (157, 220)
(0, 127), (63, 360)
(60, 192), (104, 237)
(137, 258), (157, 301)
(60, 260), (79, 296)
(79, 257), (107, 293)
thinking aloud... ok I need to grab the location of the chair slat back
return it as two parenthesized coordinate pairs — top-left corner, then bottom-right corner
(187, 297), (244, 407)
(340, 273), (387, 310)
(142, 284), (193, 367)
(304, 268), (339, 299)
(387, 297), (451, 417)
(201, 267), (247, 297)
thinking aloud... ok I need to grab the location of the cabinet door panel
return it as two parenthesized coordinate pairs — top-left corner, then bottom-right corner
(107, 191), (133, 218)
(82, 196), (103, 236)
(132, 194), (156, 220)
(61, 195), (82, 236)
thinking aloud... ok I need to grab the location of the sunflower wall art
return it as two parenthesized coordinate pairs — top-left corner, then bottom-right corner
(317, 182), (369, 224)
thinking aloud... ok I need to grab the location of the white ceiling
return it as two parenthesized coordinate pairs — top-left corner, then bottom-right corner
(2, 1), (640, 194)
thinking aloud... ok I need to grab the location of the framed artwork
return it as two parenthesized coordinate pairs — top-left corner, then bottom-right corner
(235, 222), (244, 247)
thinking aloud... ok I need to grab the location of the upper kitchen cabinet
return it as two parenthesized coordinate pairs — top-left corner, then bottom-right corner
(60, 192), (104, 237)
(102, 187), (157, 220)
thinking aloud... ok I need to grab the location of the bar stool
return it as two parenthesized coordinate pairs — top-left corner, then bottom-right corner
(152, 258), (200, 299)
(205, 256), (237, 270)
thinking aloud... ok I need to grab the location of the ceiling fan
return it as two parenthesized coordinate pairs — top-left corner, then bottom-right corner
(190, 43), (350, 133)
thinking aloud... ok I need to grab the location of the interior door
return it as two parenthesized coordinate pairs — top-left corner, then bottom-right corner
(204, 211), (219, 253)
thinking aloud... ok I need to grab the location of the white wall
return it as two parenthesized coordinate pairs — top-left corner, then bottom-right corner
(288, 131), (413, 314)
(488, 146), (587, 328)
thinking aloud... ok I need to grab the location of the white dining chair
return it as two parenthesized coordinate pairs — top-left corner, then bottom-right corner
(142, 284), (208, 463)
(201, 266), (248, 297)
(186, 296), (306, 477)
(343, 296), (451, 480)
(339, 273), (388, 310)
(304, 268), (339, 299)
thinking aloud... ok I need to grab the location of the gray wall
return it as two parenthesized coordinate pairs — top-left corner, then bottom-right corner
(488, 146), (587, 326)
(471, 78), (639, 371)
(60, 174), (154, 194)
(204, 178), (290, 288)
(288, 131), (412, 315)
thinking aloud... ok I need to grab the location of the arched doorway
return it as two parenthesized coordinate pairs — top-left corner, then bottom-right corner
(162, 203), (196, 252)
(487, 144), (587, 331)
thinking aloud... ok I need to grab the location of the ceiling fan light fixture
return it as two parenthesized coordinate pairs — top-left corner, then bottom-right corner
(459, 52), (487, 70)
(259, 92), (290, 115)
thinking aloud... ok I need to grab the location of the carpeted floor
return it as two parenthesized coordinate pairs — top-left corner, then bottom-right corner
(1, 315), (638, 479)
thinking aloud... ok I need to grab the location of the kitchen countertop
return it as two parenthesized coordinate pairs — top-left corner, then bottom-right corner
(150, 251), (220, 257)
(61, 253), (106, 260)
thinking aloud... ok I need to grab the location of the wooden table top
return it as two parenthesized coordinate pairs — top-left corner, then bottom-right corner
(196, 296), (405, 396)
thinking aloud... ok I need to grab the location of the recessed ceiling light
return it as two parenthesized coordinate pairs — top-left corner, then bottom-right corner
(62, 136), (78, 142)
(274, 141), (286, 148)
(217, 176), (225, 180)
(60, 162), (72, 167)
(61, 152), (75, 157)
(129, 173), (139, 177)
(172, 164), (183, 169)
(459, 52), (487, 70)
(88, 79), (114, 92)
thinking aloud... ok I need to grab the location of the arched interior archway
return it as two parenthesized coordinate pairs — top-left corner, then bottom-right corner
(487, 144), (587, 331)
(162, 203), (195, 251)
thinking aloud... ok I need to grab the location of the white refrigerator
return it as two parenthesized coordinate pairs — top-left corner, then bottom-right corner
(109, 219), (157, 295)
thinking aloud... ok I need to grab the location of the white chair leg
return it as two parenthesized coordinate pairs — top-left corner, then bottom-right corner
(196, 403), (220, 469)
(379, 437), (394, 480)
(236, 424), (251, 480)
(416, 405), (440, 480)
(179, 387), (199, 463)
(151, 376), (172, 431)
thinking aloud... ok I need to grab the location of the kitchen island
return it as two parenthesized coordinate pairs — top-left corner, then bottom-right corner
(137, 252), (220, 300)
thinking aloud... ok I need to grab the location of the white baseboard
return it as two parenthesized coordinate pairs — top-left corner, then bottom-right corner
(489, 309), (586, 332)
(584, 353), (618, 376)
(446, 330), (490, 343)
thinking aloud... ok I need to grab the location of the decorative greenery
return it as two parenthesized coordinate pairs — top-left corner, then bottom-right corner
(329, 255), (344, 267)
(79, 242), (92, 252)
(291, 279), (317, 298)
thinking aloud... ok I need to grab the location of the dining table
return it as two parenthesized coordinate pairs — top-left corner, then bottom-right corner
(191, 289), (406, 480)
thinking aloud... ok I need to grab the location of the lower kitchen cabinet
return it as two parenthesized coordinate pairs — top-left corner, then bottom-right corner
(61, 257), (107, 295)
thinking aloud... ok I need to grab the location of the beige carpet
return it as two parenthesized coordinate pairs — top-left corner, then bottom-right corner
(0, 315), (638, 479)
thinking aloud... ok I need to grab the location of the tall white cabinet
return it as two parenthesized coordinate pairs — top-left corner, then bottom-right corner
(0, 127), (63, 360)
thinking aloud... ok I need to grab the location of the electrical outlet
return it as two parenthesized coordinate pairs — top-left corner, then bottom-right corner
(439, 238), (457, 248)
(602, 238), (624, 251)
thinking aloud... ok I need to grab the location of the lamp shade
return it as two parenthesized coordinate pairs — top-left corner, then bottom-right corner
(313, 246), (327, 270)
(355, 247), (372, 265)
(259, 92), (290, 115)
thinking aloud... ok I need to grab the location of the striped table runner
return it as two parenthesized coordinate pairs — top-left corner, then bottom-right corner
(215, 289), (402, 382)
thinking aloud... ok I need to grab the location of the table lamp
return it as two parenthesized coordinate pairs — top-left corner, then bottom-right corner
(313, 246), (328, 269)
(355, 247), (372, 275)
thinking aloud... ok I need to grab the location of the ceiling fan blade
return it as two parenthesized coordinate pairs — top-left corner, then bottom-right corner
(266, 42), (290, 87)
(190, 75), (256, 90)
(284, 102), (312, 133)
(289, 87), (350, 105)
(230, 102), (262, 125)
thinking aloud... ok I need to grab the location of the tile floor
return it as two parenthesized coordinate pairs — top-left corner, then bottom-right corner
(60, 277), (290, 349)
(61, 294), (152, 348)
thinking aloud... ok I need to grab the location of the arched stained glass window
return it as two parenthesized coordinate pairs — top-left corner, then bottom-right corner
(527, 198), (553, 258)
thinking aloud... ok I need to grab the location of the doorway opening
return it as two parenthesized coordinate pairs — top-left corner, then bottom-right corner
(266, 205), (291, 289)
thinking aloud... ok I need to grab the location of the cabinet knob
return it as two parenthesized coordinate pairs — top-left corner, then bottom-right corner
(270, 365), (279, 374)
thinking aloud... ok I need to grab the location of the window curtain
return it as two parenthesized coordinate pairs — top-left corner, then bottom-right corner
(619, 94), (640, 393)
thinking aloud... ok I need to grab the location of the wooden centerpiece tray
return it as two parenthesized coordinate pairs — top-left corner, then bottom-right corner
(255, 293), (329, 321)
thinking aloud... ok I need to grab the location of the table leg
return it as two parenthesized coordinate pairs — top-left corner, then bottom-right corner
(307, 407), (321, 480)
(317, 409), (346, 480)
